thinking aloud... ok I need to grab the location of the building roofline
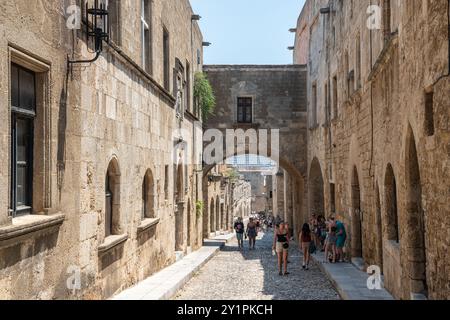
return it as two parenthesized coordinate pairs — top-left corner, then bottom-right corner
(204, 64), (307, 71)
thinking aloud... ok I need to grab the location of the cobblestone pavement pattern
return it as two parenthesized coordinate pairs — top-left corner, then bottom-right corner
(174, 230), (341, 300)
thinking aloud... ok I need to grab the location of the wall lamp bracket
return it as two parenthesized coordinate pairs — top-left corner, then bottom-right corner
(68, 0), (109, 66)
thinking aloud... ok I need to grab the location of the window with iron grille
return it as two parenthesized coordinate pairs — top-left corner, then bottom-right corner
(237, 97), (252, 124)
(10, 63), (36, 216)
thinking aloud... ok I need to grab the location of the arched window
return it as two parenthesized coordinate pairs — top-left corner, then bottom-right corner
(105, 159), (121, 237)
(385, 164), (399, 243)
(142, 169), (155, 219)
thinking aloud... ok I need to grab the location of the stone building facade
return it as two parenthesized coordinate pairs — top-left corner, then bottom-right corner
(242, 171), (272, 214)
(202, 164), (251, 237)
(0, 0), (205, 299)
(294, 0), (450, 300)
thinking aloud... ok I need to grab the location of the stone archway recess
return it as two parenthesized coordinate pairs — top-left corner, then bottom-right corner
(351, 166), (363, 259)
(308, 157), (325, 218)
(405, 127), (427, 297)
(375, 183), (384, 271)
(175, 163), (185, 252)
(187, 198), (192, 248)
(215, 195), (220, 232)
(209, 197), (215, 234)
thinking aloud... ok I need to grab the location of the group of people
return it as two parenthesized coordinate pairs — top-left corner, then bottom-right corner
(308, 214), (347, 264)
(233, 217), (260, 250)
(234, 213), (348, 276)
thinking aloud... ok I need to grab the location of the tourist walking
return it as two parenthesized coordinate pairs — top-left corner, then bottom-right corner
(273, 222), (290, 276)
(234, 217), (245, 250)
(299, 223), (312, 270)
(324, 223), (337, 263)
(246, 218), (258, 250)
(335, 217), (347, 262)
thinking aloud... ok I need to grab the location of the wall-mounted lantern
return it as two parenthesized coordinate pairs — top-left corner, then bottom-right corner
(68, 0), (109, 65)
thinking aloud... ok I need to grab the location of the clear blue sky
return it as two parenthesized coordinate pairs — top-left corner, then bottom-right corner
(190, 0), (306, 65)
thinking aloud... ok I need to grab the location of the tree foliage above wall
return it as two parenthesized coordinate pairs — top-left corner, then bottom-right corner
(194, 72), (216, 121)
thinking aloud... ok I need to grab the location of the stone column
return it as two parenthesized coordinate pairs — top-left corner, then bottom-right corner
(276, 171), (285, 219)
(284, 171), (294, 235)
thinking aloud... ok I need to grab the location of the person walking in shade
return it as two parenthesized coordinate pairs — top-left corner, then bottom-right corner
(234, 217), (245, 250)
(273, 222), (290, 276)
(299, 223), (312, 270)
(335, 216), (347, 262)
(246, 218), (258, 250)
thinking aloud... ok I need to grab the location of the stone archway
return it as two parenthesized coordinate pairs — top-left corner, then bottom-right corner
(210, 197), (215, 233)
(308, 157), (325, 217)
(405, 127), (427, 298)
(375, 183), (384, 271)
(187, 198), (192, 248)
(351, 166), (363, 259)
(216, 195), (220, 231)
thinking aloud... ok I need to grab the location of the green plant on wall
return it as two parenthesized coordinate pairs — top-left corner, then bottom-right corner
(196, 201), (204, 218)
(224, 168), (240, 183)
(194, 72), (216, 121)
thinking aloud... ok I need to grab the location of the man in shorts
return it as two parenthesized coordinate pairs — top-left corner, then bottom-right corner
(234, 217), (245, 250)
(335, 217), (347, 262)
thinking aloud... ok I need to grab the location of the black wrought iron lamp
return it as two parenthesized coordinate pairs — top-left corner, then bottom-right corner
(68, 0), (109, 65)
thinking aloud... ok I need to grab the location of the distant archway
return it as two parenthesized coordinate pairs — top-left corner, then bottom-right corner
(375, 183), (383, 271)
(351, 166), (363, 259)
(405, 127), (427, 297)
(187, 198), (192, 247)
(216, 195), (220, 231)
(175, 163), (185, 252)
(210, 198), (215, 233)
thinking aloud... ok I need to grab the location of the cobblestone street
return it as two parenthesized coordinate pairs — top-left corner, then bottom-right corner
(174, 231), (340, 300)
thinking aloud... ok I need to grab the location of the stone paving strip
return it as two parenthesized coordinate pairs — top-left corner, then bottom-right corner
(174, 231), (340, 300)
(112, 233), (235, 300)
(311, 252), (394, 300)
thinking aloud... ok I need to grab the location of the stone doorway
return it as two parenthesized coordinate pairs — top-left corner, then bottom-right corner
(405, 129), (428, 299)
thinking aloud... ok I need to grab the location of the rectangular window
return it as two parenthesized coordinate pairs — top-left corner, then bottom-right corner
(356, 33), (361, 89)
(425, 91), (434, 136)
(141, 0), (152, 74)
(311, 84), (317, 127)
(186, 61), (191, 113)
(330, 183), (336, 214)
(108, 0), (121, 45)
(383, 0), (392, 42)
(164, 165), (169, 200)
(10, 64), (36, 216)
(325, 83), (330, 123)
(163, 28), (170, 91)
(332, 76), (338, 119)
(237, 97), (253, 124)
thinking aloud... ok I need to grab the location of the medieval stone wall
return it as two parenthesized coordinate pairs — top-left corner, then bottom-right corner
(295, 0), (450, 300)
(0, 0), (204, 299)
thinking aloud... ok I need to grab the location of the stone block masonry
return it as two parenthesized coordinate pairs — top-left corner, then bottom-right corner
(0, 0), (205, 299)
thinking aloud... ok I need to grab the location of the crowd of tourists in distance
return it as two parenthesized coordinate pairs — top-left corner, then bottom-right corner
(233, 212), (348, 277)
